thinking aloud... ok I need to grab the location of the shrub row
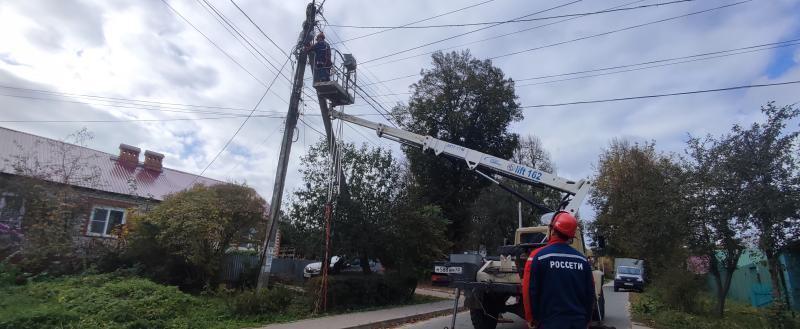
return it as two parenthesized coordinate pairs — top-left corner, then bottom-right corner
(305, 272), (417, 311)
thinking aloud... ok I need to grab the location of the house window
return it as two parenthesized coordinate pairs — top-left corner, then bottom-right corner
(87, 206), (126, 237)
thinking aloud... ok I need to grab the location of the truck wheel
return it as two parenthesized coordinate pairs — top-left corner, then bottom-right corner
(469, 308), (498, 329)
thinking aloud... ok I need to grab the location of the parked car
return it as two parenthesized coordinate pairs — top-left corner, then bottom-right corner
(303, 256), (384, 278)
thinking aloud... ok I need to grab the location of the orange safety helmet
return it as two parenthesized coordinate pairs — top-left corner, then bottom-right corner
(550, 211), (578, 239)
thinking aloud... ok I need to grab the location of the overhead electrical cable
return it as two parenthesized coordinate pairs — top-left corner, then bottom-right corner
(229, 0), (290, 57)
(332, 0), (497, 44)
(360, 0), (582, 65)
(0, 86), (386, 118)
(188, 52), (293, 186)
(518, 41), (800, 87)
(490, 0), (752, 60)
(0, 85), (266, 113)
(197, 0), (287, 78)
(363, 0), (647, 68)
(1, 115), (284, 123)
(0, 92), (278, 117)
(515, 38), (800, 82)
(331, 0), (693, 29)
(160, 0), (271, 89)
(521, 80), (800, 108)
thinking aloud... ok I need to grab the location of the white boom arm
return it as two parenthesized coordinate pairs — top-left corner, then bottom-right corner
(330, 110), (592, 215)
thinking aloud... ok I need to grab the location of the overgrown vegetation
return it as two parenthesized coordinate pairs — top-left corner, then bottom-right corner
(305, 272), (418, 311)
(631, 288), (798, 329)
(0, 271), (308, 329)
(0, 267), (443, 329)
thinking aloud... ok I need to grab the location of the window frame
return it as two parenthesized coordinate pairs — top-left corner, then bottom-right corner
(86, 206), (126, 238)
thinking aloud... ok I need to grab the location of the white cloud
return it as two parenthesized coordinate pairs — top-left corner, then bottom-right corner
(0, 0), (798, 221)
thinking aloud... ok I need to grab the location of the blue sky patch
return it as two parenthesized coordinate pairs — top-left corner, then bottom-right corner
(765, 44), (799, 79)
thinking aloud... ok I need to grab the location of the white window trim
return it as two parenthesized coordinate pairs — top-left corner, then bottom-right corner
(86, 206), (126, 238)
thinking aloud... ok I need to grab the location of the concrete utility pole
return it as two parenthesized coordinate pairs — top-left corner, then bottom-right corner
(257, 1), (317, 290)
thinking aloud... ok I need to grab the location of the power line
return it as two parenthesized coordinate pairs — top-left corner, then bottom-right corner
(0, 85), (389, 118)
(0, 91), (282, 117)
(229, 0), (290, 57)
(160, 0), (269, 87)
(490, 0), (752, 60)
(360, 0), (582, 65)
(521, 80), (800, 108)
(344, 122), (385, 149)
(0, 115), (284, 123)
(332, 0), (497, 44)
(298, 117), (327, 137)
(193, 0), (321, 106)
(361, 73), (417, 86)
(515, 38), (800, 83)
(518, 41), (800, 87)
(0, 85), (258, 113)
(331, 0), (694, 29)
(189, 55), (291, 186)
(363, 0), (646, 68)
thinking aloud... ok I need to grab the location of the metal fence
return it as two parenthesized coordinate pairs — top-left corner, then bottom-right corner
(220, 253), (315, 284)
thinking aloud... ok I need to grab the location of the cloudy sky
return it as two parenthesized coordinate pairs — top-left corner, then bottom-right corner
(1, 0), (799, 220)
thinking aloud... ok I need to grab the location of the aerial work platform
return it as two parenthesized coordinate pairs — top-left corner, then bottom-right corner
(312, 51), (357, 106)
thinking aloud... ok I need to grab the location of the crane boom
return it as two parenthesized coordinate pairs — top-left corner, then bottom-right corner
(330, 109), (592, 215)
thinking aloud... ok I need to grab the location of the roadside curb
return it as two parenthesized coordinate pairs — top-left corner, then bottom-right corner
(342, 307), (467, 329)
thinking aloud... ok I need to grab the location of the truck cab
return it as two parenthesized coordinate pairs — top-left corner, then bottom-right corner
(614, 265), (644, 292)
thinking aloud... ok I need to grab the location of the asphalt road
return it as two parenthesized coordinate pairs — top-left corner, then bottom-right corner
(398, 285), (630, 329)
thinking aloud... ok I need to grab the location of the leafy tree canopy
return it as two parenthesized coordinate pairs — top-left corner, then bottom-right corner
(393, 50), (522, 250)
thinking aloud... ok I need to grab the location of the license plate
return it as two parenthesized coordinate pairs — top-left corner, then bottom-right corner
(434, 266), (463, 274)
(624, 283), (633, 286)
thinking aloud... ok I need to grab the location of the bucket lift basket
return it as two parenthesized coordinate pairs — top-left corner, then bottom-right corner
(312, 48), (356, 106)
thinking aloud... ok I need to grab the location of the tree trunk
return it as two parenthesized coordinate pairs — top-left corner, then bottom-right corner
(716, 267), (736, 316)
(766, 253), (784, 307)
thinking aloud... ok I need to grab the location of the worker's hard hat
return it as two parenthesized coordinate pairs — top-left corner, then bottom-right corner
(550, 211), (578, 239)
(316, 32), (325, 40)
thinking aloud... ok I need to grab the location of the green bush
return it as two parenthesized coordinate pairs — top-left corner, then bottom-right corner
(649, 267), (705, 313)
(305, 272), (417, 311)
(227, 287), (295, 316)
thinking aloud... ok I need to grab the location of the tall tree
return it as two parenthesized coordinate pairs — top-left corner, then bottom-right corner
(590, 139), (688, 276)
(723, 102), (800, 310)
(684, 135), (746, 317)
(393, 50), (522, 250)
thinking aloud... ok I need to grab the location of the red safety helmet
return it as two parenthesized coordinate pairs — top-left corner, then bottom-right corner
(550, 211), (578, 239)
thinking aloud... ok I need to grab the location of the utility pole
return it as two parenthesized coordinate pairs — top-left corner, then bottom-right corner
(257, 1), (317, 290)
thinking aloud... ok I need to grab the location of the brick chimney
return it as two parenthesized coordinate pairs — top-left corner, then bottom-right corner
(118, 144), (140, 167)
(143, 150), (164, 172)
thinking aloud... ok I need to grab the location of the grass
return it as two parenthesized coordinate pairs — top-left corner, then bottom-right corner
(630, 289), (799, 329)
(0, 272), (448, 329)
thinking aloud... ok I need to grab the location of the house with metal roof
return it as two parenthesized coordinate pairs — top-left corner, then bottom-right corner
(0, 126), (224, 243)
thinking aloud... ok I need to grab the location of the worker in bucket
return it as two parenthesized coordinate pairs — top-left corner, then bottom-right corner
(522, 212), (596, 329)
(307, 32), (331, 82)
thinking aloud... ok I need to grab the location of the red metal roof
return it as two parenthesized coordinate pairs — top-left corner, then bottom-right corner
(0, 126), (223, 200)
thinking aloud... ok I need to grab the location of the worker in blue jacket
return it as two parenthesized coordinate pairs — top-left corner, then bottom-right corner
(307, 32), (331, 82)
(524, 211), (596, 329)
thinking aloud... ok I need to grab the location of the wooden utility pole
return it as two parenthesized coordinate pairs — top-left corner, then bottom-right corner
(257, 1), (317, 290)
